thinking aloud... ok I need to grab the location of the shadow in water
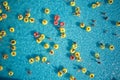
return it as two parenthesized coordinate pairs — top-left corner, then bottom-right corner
(90, 51), (95, 58)
(111, 77), (117, 80)
(110, 20), (116, 25)
(53, 65), (64, 74)
(0, 77), (20, 80)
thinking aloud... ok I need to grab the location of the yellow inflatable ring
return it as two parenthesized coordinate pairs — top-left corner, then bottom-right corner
(8, 71), (14, 76)
(86, 26), (91, 32)
(9, 27), (15, 32)
(11, 46), (16, 51)
(0, 65), (3, 71)
(62, 68), (67, 74)
(44, 8), (50, 14)
(81, 68), (87, 73)
(109, 44), (115, 51)
(11, 40), (16, 45)
(42, 19), (48, 25)
(57, 71), (63, 77)
(89, 73), (95, 78)
(53, 44), (59, 49)
(29, 58), (35, 64)
(44, 43), (50, 49)
(35, 56), (40, 62)
(3, 1), (8, 7)
(30, 18), (35, 23)
(11, 51), (16, 56)
(18, 14), (23, 20)
(24, 17), (29, 23)
(42, 57), (47, 63)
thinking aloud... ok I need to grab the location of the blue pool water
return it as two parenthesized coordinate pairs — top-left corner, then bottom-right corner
(0, 0), (120, 80)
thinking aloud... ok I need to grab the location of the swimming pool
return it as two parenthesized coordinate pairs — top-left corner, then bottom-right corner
(0, 0), (120, 80)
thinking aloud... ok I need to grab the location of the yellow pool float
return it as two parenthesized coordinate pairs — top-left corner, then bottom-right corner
(1, 30), (6, 37)
(96, 2), (101, 7)
(8, 71), (14, 76)
(44, 8), (50, 14)
(53, 44), (59, 49)
(95, 52), (100, 59)
(44, 43), (50, 49)
(42, 57), (47, 63)
(2, 54), (8, 60)
(72, 43), (78, 49)
(0, 16), (3, 21)
(49, 50), (54, 55)
(0, 9), (2, 14)
(3, 1), (8, 7)
(29, 58), (35, 64)
(70, 76), (76, 80)
(70, 1), (76, 6)
(75, 7), (80, 11)
(76, 57), (82, 62)
(25, 12), (31, 18)
(2, 13), (7, 19)
(18, 14), (23, 20)
(99, 43), (105, 49)
(109, 44), (115, 51)
(5, 6), (10, 11)
(36, 38), (42, 44)
(0, 65), (3, 71)
(92, 4), (97, 8)
(81, 68), (87, 73)
(57, 71), (63, 77)
(11, 51), (16, 56)
(116, 21), (120, 26)
(80, 23), (85, 28)
(11, 46), (16, 51)
(89, 73), (95, 78)
(108, 0), (114, 4)
(24, 17), (29, 23)
(74, 52), (80, 58)
(35, 56), (40, 62)
(29, 18), (35, 23)
(59, 27), (65, 33)
(62, 68), (67, 74)
(40, 34), (45, 40)
(9, 27), (15, 32)
(60, 33), (66, 38)
(11, 40), (16, 45)
(70, 48), (76, 54)
(86, 26), (91, 32)
(42, 19), (48, 25)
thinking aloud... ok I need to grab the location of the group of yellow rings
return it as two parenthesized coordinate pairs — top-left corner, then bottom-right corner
(44, 43), (59, 55)
(29, 56), (47, 64)
(42, 8), (50, 25)
(80, 23), (91, 32)
(59, 27), (66, 38)
(18, 11), (35, 23)
(10, 39), (17, 57)
(0, 1), (9, 21)
(99, 42), (115, 51)
(70, 42), (82, 62)
(0, 65), (14, 76)
(0, 40), (15, 77)
(92, 0), (114, 9)
(80, 67), (95, 79)
(70, 1), (81, 17)
(57, 68), (67, 77)
(36, 34), (45, 44)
